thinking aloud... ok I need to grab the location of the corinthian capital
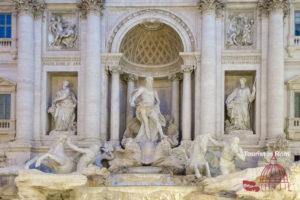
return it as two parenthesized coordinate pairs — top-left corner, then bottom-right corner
(78, 0), (104, 17)
(13, 0), (46, 17)
(198, 0), (225, 12)
(258, 0), (290, 16)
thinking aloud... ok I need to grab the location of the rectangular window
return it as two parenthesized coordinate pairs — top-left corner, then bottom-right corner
(295, 92), (300, 117)
(0, 94), (11, 119)
(0, 13), (11, 38)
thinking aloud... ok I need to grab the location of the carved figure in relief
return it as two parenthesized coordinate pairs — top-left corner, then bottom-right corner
(48, 80), (77, 132)
(226, 14), (254, 48)
(225, 77), (255, 131)
(130, 76), (167, 142)
(220, 137), (245, 175)
(188, 134), (222, 178)
(49, 15), (78, 49)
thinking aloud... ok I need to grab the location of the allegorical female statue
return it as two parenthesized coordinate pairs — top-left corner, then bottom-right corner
(48, 80), (77, 132)
(225, 77), (255, 131)
(130, 77), (166, 142)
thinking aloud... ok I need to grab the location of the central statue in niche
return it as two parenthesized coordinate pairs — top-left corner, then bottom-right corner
(130, 76), (167, 143)
(225, 77), (256, 133)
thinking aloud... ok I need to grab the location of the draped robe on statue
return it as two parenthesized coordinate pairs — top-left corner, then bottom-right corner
(226, 86), (255, 130)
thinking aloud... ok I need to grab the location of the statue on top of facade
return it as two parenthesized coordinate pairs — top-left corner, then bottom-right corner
(48, 14), (78, 49)
(48, 80), (77, 133)
(225, 77), (256, 133)
(130, 76), (167, 143)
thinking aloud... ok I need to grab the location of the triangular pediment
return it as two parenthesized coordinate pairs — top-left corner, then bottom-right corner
(0, 77), (16, 86)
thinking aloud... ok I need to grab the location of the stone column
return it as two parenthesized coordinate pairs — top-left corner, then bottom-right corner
(169, 73), (182, 127)
(259, 0), (289, 139)
(198, 0), (223, 135)
(78, 0), (104, 142)
(124, 74), (138, 126)
(13, 1), (45, 143)
(100, 56), (109, 141)
(107, 54), (123, 144)
(33, 8), (45, 143)
(180, 53), (196, 141)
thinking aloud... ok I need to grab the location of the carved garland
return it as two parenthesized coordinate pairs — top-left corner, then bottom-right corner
(107, 9), (196, 52)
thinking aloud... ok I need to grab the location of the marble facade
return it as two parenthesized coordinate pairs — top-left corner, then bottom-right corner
(1, 0), (300, 198)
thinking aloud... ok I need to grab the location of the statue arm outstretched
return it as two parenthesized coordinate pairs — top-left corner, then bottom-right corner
(66, 138), (87, 154)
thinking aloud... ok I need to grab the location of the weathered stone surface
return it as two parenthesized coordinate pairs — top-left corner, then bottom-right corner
(15, 169), (87, 190)
(203, 167), (264, 194)
(73, 186), (202, 200)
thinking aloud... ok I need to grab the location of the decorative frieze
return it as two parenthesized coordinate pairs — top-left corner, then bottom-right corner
(47, 12), (79, 50)
(78, 0), (104, 17)
(221, 55), (261, 64)
(42, 57), (81, 66)
(225, 11), (255, 49)
(13, 0), (46, 17)
(257, 0), (290, 16)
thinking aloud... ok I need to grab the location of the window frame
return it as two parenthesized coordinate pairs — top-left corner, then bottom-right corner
(0, 13), (11, 39)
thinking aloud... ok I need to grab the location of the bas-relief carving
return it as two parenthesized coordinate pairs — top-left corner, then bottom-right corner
(48, 80), (77, 134)
(225, 11), (255, 49)
(48, 12), (79, 50)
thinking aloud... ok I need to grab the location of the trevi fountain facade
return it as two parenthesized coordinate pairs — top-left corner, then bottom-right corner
(0, 0), (300, 199)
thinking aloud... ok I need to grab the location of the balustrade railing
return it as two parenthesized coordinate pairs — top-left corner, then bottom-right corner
(0, 119), (15, 134)
(0, 38), (12, 48)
